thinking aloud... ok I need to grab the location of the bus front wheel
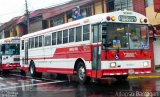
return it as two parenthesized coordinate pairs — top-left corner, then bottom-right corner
(76, 62), (90, 84)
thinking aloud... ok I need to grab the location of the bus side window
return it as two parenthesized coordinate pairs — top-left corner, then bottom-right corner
(63, 30), (68, 44)
(35, 37), (39, 48)
(45, 35), (51, 46)
(57, 31), (62, 44)
(39, 36), (43, 47)
(92, 24), (101, 43)
(29, 38), (31, 49)
(21, 40), (24, 50)
(76, 26), (82, 42)
(52, 32), (57, 45)
(102, 26), (107, 49)
(31, 38), (35, 48)
(83, 24), (90, 41)
(69, 28), (75, 43)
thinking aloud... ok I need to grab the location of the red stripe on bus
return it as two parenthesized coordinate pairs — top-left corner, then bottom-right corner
(1, 64), (20, 70)
(101, 68), (151, 76)
(21, 44), (151, 61)
(21, 66), (92, 77)
(36, 68), (74, 74)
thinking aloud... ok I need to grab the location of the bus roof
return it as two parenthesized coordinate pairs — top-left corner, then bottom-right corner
(21, 10), (148, 39)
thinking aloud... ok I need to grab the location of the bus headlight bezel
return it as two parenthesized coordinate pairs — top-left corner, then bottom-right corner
(110, 62), (116, 68)
(143, 61), (149, 67)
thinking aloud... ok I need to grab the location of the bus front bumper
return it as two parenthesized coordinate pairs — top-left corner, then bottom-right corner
(87, 68), (152, 78)
(1, 63), (20, 70)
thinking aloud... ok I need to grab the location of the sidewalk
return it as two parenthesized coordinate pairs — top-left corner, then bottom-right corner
(128, 72), (160, 79)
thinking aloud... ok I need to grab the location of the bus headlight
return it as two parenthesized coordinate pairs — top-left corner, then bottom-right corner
(143, 61), (149, 67)
(110, 62), (116, 68)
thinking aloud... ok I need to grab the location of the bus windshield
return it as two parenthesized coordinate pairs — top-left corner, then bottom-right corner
(102, 23), (149, 50)
(0, 44), (20, 55)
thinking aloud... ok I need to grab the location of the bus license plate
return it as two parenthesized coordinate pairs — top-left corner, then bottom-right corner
(128, 69), (134, 74)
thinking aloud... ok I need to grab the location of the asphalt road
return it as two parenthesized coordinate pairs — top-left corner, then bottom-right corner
(0, 72), (160, 97)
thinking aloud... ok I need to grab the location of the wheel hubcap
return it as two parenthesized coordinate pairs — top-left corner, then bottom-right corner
(78, 67), (85, 80)
(30, 66), (33, 74)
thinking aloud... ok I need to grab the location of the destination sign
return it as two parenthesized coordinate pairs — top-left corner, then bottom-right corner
(118, 15), (137, 22)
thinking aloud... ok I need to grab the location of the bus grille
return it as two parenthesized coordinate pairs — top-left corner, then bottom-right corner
(14, 58), (20, 61)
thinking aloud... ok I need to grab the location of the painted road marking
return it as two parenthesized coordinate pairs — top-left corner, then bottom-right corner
(6, 82), (19, 85)
(0, 77), (3, 80)
(0, 83), (6, 87)
(18, 79), (34, 84)
(0, 80), (66, 90)
(11, 74), (56, 82)
(11, 74), (34, 79)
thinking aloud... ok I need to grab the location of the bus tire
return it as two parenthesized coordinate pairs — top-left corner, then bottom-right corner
(29, 62), (36, 77)
(115, 75), (128, 81)
(76, 62), (90, 84)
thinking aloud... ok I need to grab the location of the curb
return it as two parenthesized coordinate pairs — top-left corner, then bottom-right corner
(128, 75), (160, 79)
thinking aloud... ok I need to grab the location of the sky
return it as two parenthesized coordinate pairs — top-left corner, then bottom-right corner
(0, 0), (72, 23)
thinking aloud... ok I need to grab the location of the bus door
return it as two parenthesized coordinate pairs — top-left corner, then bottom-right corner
(92, 24), (102, 78)
(24, 41), (28, 65)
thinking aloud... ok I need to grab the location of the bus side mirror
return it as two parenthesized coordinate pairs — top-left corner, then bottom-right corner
(153, 27), (156, 41)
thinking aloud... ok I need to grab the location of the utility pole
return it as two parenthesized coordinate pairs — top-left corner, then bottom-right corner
(25, 0), (29, 34)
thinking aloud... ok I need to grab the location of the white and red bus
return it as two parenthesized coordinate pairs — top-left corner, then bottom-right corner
(20, 10), (151, 84)
(0, 37), (20, 72)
